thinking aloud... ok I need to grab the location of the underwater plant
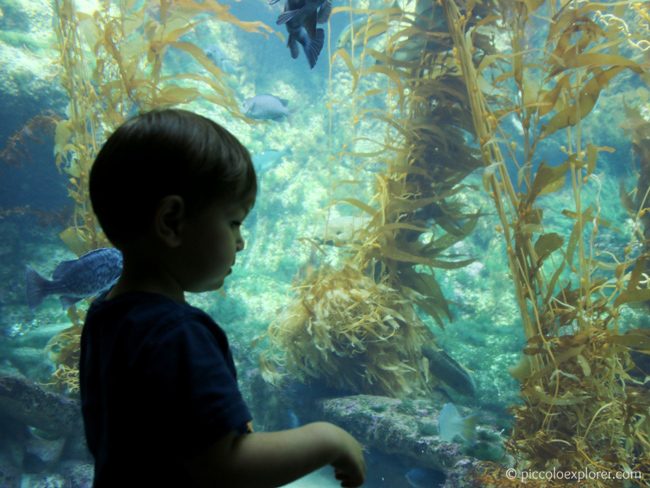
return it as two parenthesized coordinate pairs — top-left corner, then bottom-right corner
(261, 0), (485, 397)
(263, 264), (432, 395)
(440, 0), (650, 482)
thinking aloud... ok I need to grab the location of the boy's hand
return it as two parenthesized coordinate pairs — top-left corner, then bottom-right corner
(331, 430), (366, 487)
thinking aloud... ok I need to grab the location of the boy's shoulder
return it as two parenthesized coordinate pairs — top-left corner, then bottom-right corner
(83, 291), (234, 366)
(86, 290), (220, 337)
(91, 290), (206, 314)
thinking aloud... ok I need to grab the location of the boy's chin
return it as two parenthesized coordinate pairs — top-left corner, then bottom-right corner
(209, 277), (227, 290)
(188, 278), (226, 293)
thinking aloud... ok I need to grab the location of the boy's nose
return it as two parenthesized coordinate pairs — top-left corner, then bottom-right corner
(236, 237), (245, 252)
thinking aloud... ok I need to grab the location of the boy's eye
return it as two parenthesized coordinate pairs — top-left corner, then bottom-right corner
(231, 221), (242, 227)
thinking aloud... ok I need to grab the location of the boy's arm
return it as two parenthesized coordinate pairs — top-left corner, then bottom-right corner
(185, 421), (365, 488)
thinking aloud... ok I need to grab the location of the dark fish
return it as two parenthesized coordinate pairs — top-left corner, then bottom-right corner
(243, 94), (291, 120)
(276, 0), (331, 68)
(25, 247), (123, 310)
(422, 345), (476, 397)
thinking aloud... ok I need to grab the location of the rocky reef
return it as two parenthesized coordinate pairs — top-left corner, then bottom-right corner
(0, 373), (92, 488)
(247, 371), (508, 487)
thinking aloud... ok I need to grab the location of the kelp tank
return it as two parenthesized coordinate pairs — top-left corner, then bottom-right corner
(0, 0), (649, 486)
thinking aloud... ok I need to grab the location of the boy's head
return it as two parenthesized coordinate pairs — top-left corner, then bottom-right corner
(90, 108), (256, 249)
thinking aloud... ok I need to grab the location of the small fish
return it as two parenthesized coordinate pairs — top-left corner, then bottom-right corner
(204, 44), (236, 73)
(276, 0), (331, 68)
(243, 94), (291, 120)
(25, 248), (123, 310)
(438, 402), (477, 443)
(422, 345), (476, 397)
(405, 467), (446, 488)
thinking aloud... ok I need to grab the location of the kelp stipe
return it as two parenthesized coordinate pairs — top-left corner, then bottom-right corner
(442, 0), (650, 482)
(621, 103), (650, 306)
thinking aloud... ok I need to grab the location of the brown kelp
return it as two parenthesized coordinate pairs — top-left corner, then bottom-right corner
(441, 0), (649, 482)
(621, 102), (650, 303)
(46, 0), (273, 394)
(261, 0), (483, 397)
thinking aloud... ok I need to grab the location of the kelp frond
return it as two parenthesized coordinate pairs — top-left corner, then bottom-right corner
(261, 0), (484, 397)
(52, 0), (274, 255)
(442, 0), (650, 481)
(262, 265), (432, 396)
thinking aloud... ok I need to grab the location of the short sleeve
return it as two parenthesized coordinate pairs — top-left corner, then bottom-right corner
(136, 314), (252, 457)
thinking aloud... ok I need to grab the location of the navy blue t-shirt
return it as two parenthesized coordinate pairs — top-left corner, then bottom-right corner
(79, 291), (252, 487)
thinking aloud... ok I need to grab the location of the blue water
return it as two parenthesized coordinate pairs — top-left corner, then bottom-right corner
(1, 0), (648, 486)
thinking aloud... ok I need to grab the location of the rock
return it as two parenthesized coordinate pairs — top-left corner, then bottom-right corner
(301, 394), (503, 477)
(9, 323), (73, 348)
(24, 432), (66, 472)
(306, 395), (463, 470)
(0, 0), (66, 116)
(0, 449), (21, 488)
(61, 427), (92, 462)
(0, 374), (81, 436)
(444, 458), (483, 488)
(7, 347), (53, 379)
(60, 460), (94, 488)
(19, 472), (66, 488)
(0, 415), (27, 469)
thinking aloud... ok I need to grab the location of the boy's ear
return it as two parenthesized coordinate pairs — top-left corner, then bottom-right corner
(155, 195), (185, 247)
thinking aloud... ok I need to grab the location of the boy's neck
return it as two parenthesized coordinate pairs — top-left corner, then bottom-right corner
(105, 281), (185, 303)
(107, 252), (186, 303)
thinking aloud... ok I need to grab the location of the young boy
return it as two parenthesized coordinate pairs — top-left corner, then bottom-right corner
(80, 108), (365, 487)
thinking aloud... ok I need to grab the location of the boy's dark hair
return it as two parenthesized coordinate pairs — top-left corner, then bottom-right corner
(89, 109), (256, 248)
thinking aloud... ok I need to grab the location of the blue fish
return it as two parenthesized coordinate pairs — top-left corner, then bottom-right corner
(243, 94), (291, 120)
(25, 248), (123, 310)
(276, 0), (331, 68)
